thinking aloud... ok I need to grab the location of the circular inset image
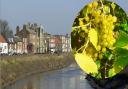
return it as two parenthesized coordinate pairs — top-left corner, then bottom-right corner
(71, 0), (128, 79)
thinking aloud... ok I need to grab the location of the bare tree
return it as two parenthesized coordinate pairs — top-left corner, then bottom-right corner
(0, 19), (13, 40)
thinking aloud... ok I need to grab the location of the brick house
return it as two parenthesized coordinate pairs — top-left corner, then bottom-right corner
(49, 35), (61, 53)
(49, 36), (56, 53)
(15, 23), (45, 53)
(15, 25), (36, 53)
(54, 34), (71, 53)
(0, 35), (8, 54)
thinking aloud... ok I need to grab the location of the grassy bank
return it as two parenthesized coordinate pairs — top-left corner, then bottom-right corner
(0, 53), (74, 88)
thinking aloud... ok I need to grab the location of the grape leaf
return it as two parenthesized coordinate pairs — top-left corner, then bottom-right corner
(88, 28), (98, 49)
(108, 68), (116, 77)
(118, 23), (128, 32)
(75, 53), (98, 74)
(95, 60), (100, 69)
(113, 48), (128, 74)
(115, 48), (128, 56)
(82, 7), (88, 17)
(114, 31), (128, 47)
(123, 45), (128, 50)
(111, 2), (116, 10)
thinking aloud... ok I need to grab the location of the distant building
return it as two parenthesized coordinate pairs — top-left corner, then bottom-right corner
(5, 22), (71, 55)
(54, 34), (71, 53)
(60, 35), (67, 52)
(65, 34), (71, 52)
(49, 34), (71, 53)
(0, 35), (8, 54)
(43, 32), (51, 53)
(15, 23), (45, 53)
(49, 35), (61, 53)
(7, 38), (15, 54)
(14, 36), (23, 54)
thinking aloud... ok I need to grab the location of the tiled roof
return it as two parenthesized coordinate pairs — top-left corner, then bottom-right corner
(0, 35), (6, 43)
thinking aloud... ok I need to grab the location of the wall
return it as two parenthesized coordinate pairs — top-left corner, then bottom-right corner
(0, 43), (8, 54)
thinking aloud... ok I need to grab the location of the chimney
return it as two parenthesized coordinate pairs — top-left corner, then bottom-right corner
(16, 26), (20, 34)
(23, 24), (27, 30)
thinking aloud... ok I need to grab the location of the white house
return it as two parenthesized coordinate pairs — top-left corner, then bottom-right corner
(0, 43), (8, 54)
(0, 35), (8, 54)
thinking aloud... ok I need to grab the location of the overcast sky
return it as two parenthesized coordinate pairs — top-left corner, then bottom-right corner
(0, 0), (128, 35)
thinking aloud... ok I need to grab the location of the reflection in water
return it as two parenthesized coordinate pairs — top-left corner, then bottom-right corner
(22, 81), (36, 89)
(5, 64), (93, 89)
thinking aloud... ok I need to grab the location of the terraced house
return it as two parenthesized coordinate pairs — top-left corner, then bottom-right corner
(0, 22), (71, 55)
(49, 34), (71, 53)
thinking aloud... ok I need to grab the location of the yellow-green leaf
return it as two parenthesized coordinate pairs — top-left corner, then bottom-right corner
(108, 68), (116, 77)
(103, 5), (110, 13)
(111, 2), (116, 10)
(88, 28), (98, 49)
(123, 44), (128, 50)
(75, 53), (98, 74)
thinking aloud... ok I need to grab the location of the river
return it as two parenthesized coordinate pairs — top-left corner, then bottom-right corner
(5, 63), (93, 89)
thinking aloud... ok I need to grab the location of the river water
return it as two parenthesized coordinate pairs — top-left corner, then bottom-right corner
(5, 64), (93, 89)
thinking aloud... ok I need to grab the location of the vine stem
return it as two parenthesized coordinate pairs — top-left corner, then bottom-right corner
(72, 22), (91, 29)
(76, 39), (89, 53)
(100, 0), (105, 14)
(83, 39), (89, 54)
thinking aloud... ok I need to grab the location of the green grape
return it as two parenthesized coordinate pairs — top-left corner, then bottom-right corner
(82, 26), (88, 33)
(92, 1), (98, 8)
(94, 17), (100, 23)
(104, 42), (108, 47)
(94, 53), (98, 58)
(79, 20), (84, 26)
(112, 16), (117, 22)
(107, 36), (115, 47)
(100, 13), (105, 19)
(103, 28), (108, 34)
(97, 45), (101, 51)
(73, 1), (118, 61)
(88, 3), (93, 9)
(102, 19), (108, 26)
(106, 37), (111, 42)
(99, 53), (103, 59)
(92, 11), (97, 17)
(84, 16), (89, 22)
(102, 47), (106, 52)
(108, 14), (113, 19)
(111, 25), (115, 30)
(92, 10), (101, 17)
(79, 18), (83, 21)
(107, 14), (113, 21)
(102, 34), (107, 39)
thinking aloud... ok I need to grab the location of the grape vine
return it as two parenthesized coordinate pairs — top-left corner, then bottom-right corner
(71, 0), (128, 79)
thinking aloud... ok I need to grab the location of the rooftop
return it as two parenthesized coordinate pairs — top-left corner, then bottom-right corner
(0, 35), (6, 43)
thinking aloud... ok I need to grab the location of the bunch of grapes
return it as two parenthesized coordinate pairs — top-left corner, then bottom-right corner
(73, 0), (118, 60)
